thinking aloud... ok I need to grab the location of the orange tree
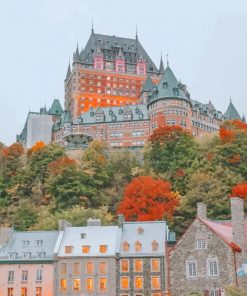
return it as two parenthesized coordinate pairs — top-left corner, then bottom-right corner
(230, 182), (247, 201)
(117, 176), (180, 221)
(144, 125), (199, 194)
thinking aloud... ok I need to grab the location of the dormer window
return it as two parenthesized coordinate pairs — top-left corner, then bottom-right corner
(135, 241), (142, 252)
(90, 111), (94, 117)
(36, 240), (43, 247)
(173, 88), (179, 96)
(22, 240), (29, 247)
(122, 241), (129, 252)
(112, 115), (116, 121)
(118, 109), (123, 114)
(37, 252), (46, 259)
(82, 245), (90, 253)
(81, 233), (87, 239)
(163, 82), (168, 89)
(65, 246), (73, 254)
(152, 240), (159, 251)
(22, 252), (31, 259)
(9, 252), (17, 259)
(137, 227), (144, 235)
(99, 245), (107, 253)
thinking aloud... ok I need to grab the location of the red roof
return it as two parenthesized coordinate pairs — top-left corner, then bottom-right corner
(198, 218), (247, 252)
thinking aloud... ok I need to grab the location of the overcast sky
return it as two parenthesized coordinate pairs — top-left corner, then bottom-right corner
(1, 0), (247, 145)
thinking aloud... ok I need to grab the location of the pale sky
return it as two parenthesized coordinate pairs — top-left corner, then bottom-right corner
(1, 0), (247, 145)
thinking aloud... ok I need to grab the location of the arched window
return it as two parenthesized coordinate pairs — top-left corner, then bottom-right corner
(135, 240), (142, 252)
(122, 241), (129, 252)
(152, 240), (159, 251)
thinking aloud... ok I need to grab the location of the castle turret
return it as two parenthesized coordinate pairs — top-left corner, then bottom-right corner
(224, 99), (241, 120)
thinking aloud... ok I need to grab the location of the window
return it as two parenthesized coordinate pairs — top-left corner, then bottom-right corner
(21, 240), (29, 247)
(81, 233), (86, 239)
(37, 252), (46, 258)
(21, 288), (27, 296)
(121, 276), (129, 289)
(196, 239), (206, 250)
(60, 263), (67, 275)
(73, 263), (80, 275)
(7, 288), (13, 296)
(60, 278), (67, 291)
(208, 259), (218, 276)
(152, 240), (159, 251)
(99, 262), (107, 274)
(151, 259), (160, 272)
(134, 259), (143, 272)
(152, 294), (161, 296)
(82, 245), (90, 253)
(187, 261), (197, 278)
(135, 241), (142, 252)
(135, 276), (143, 289)
(9, 252), (17, 259)
(22, 270), (28, 282)
(73, 278), (80, 291)
(86, 262), (94, 274)
(35, 287), (42, 296)
(64, 246), (73, 254)
(123, 241), (129, 252)
(151, 276), (160, 289)
(86, 278), (94, 291)
(22, 252), (31, 259)
(100, 245), (107, 253)
(8, 271), (14, 282)
(36, 270), (42, 282)
(99, 277), (107, 291)
(36, 240), (43, 247)
(121, 259), (129, 272)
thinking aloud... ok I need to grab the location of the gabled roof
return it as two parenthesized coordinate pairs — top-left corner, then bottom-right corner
(49, 99), (63, 116)
(142, 74), (155, 93)
(225, 99), (241, 120)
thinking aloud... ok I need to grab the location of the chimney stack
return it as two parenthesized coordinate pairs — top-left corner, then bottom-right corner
(118, 214), (125, 228)
(230, 197), (246, 252)
(197, 203), (207, 219)
(58, 219), (71, 231)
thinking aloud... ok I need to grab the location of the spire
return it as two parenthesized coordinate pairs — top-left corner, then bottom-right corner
(73, 43), (81, 63)
(91, 19), (94, 34)
(159, 54), (165, 74)
(135, 24), (138, 40)
(142, 74), (155, 93)
(65, 61), (71, 81)
(225, 99), (241, 120)
(166, 53), (169, 66)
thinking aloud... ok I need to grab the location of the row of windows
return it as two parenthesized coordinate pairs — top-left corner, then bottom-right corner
(120, 276), (161, 290)
(60, 277), (106, 292)
(8, 252), (46, 259)
(21, 240), (43, 247)
(61, 262), (107, 275)
(122, 240), (159, 252)
(187, 259), (219, 278)
(164, 110), (188, 117)
(192, 120), (218, 132)
(65, 244), (107, 254)
(7, 287), (41, 296)
(120, 259), (160, 272)
(8, 270), (42, 282)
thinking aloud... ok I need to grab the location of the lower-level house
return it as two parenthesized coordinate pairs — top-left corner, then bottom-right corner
(169, 198), (247, 296)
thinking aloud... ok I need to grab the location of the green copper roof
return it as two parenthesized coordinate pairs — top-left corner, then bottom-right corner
(60, 110), (72, 125)
(49, 99), (63, 115)
(242, 115), (246, 123)
(225, 100), (241, 120)
(142, 74), (155, 92)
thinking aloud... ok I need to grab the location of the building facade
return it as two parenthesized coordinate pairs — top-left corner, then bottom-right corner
(169, 199), (247, 296)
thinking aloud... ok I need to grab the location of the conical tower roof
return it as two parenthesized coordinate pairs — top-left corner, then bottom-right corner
(225, 99), (241, 120)
(73, 44), (81, 63)
(142, 74), (155, 93)
(49, 99), (63, 115)
(159, 56), (165, 74)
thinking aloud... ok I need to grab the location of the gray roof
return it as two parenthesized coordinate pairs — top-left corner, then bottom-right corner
(75, 32), (158, 73)
(142, 74), (155, 93)
(58, 226), (121, 257)
(119, 221), (167, 257)
(78, 104), (149, 124)
(0, 231), (59, 262)
(224, 99), (241, 120)
(191, 99), (224, 120)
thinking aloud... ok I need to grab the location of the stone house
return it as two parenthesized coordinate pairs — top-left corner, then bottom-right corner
(169, 197), (247, 296)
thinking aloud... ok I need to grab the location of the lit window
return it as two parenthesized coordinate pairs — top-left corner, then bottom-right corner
(151, 259), (160, 272)
(152, 293), (161, 296)
(135, 276), (143, 289)
(99, 262), (107, 274)
(121, 259), (129, 272)
(152, 240), (159, 251)
(134, 259), (143, 272)
(152, 276), (160, 289)
(196, 239), (206, 250)
(207, 259), (218, 276)
(86, 262), (94, 274)
(60, 263), (67, 275)
(123, 241), (129, 252)
(7, 288), (13, 296)
(99, 277), (107, 291)
(60, 278), (67, 291)
(186, 261), (197, 278)
(8, 271), (14, 282)
(21, 288), (27, 296)
(64, 246), (73, 254)
(121, 276), (129, 289)
(86, 278), (94, 291)
(36, 269), (42, 281)
(74, 263), (80, 275)
(22, 270), (28, 282)
(135, 241), (142, 252)
(100, 245), (107, 253)
(82, 245), (90, 253)
(35, 287), (42, 296)
(73, 278), (80, 291)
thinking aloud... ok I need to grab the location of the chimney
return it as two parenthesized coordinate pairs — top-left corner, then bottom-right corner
(58, 219), (71, 231)
(87, 218), (101, 227)
(230, 197), (246, 252)
(197, 202), (207, 219)
(118, 214), (125, 228)
(0, 227), (14, 246)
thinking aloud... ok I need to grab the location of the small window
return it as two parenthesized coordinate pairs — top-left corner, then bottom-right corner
(65, 246), (73, 254)
(99, 262), (107, 274)
(121, 259), (129, 272)
(152, 240), (159, 251)
(36, 270), (42, 281)
(8, 271), (14, 282)
(60, 278), (67, 291)
(151, 276), (160, 289)
(73, 278), (80, 291)
(8, 288), (14, 296)
(134, 259), (143, 272)
(81, 233), (87, 239)
(151, 259), (160, 272)
(121, 276), (129, 289)
(21, 288), (27, 296)
(100, 245), (107, 253)
(134, 276), (143, 289)
(36, 240), (43, 247)
(82, 245), (90, 253)
(122, 241), (129, 252)
(99, 277), (107, 291)
(196, 239), (206, 250)
(86, 278), (94, 291)
(74, 263), (80, 275)
(86, 262), (94, 274)
(35, 287), (42, 296)
(186, 261), (197, 278)
(135, 241), (142, 252)
(60, 263), (67, 275)
(137, 227), (144, 234)
(207, 259), (218, 276)
(21, 240), (29, 247)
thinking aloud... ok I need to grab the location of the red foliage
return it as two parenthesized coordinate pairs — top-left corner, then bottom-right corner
(228, 154), (241, 164)
(149, 125), (192, 144)
(230, 182), (247, 201)
(206, 152), (215, 161)
(219, 126), (235, 143)
(231, 120), (247, 131)
(48, 156), (77, 174)
(219, 120), (247, 143)
(117, 176), (180, 221)
(31, 141), (46, 152)
(1, 143), (24, 159)
(174, 168), (185, 178)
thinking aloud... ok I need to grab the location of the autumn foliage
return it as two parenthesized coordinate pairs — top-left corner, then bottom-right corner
(1, 143), (24, 159)
(31, 141), (46, 152)
(230, 182), (247, 200)
(48, 156), (77, 175)
(219, 120), (247, 143)
(117, 176), (180, 221)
